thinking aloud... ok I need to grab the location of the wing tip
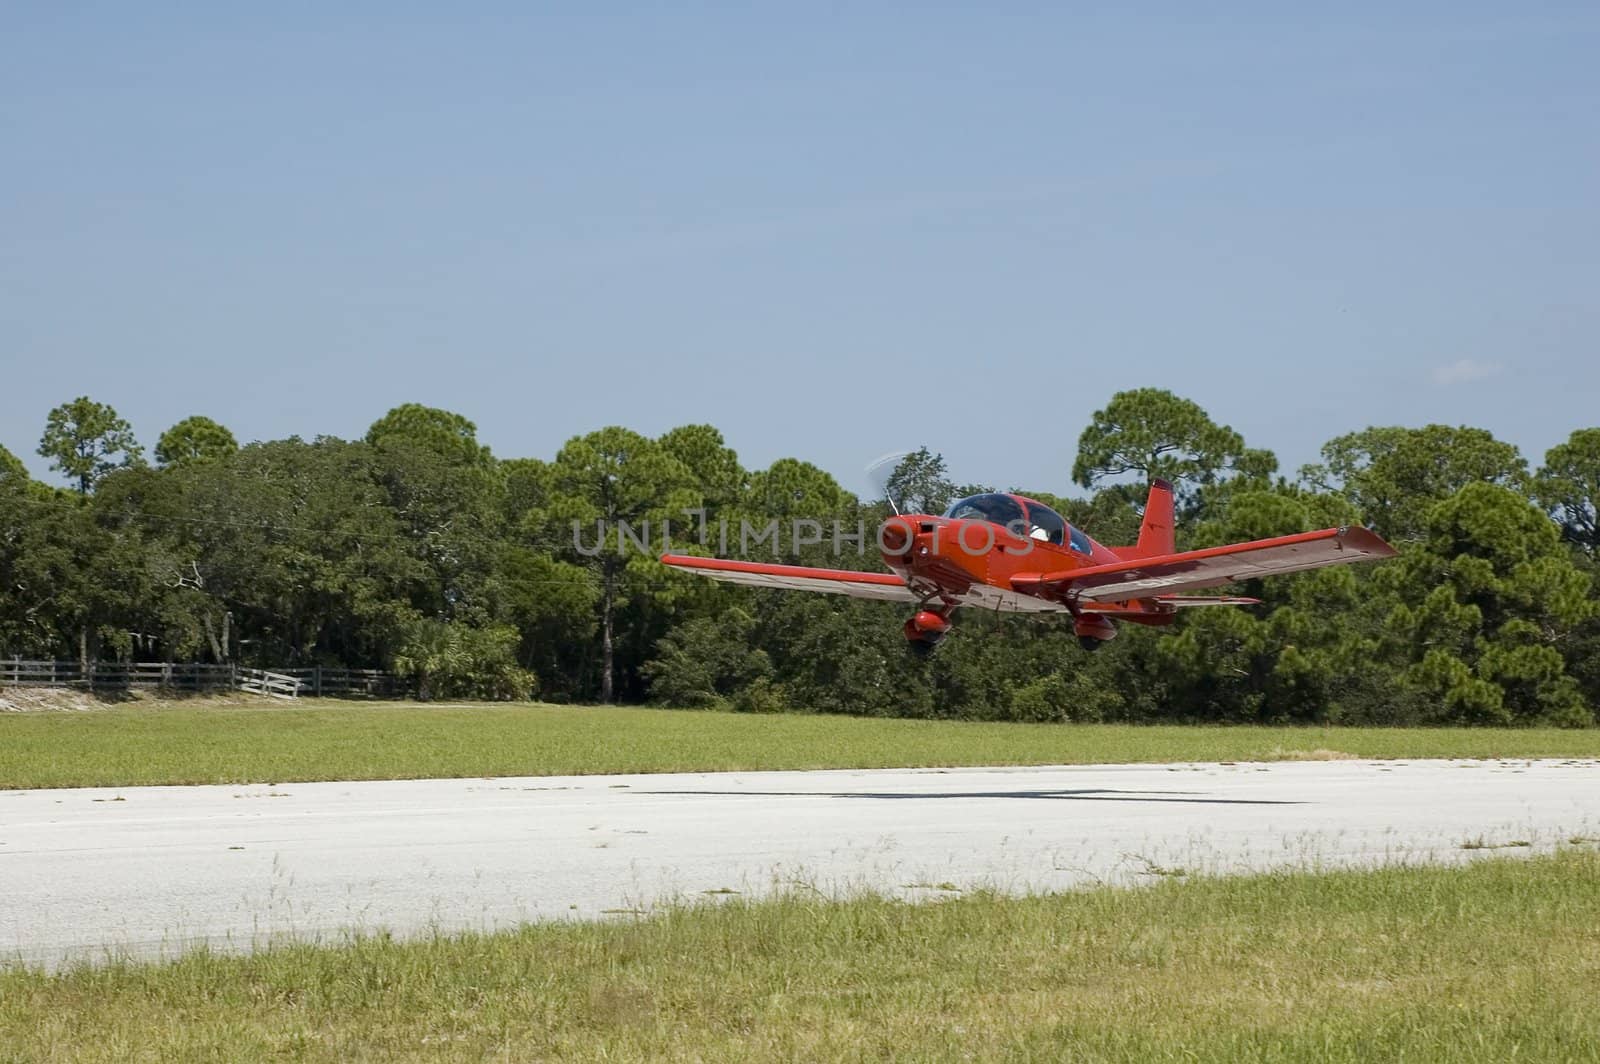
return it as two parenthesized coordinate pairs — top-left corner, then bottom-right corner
(1339, 526), (1400, 558)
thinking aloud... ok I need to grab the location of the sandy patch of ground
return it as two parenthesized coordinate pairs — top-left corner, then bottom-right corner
(0, 687), (270, 712)
(0, 686), (107, 712)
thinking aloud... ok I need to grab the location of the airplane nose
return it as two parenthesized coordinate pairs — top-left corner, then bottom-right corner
(879, 516), (914, 557)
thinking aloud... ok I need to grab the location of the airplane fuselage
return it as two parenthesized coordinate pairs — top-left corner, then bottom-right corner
(878, 511), (1164, 645)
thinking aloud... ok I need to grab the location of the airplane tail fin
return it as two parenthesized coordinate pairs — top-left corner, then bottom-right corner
(1128, 479), (1175, 558)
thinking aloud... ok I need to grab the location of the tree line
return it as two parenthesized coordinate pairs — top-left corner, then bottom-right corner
(2, 390), (1597, 725)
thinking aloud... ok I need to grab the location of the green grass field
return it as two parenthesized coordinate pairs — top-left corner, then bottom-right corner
(3, 849), (1596, 1062)
(2, 699), (1599, 789)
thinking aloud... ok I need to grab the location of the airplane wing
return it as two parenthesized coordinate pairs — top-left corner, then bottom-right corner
(1075, 594), (1262, 613)
(659, 554), (920, 604)
(1010, 526), (1395, 603)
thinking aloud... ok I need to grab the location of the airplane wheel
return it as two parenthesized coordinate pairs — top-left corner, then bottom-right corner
(1077, 635), (1104, 653)
(904, 614), (948, 658)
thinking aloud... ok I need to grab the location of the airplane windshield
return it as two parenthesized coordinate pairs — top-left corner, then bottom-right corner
(1021, 500), (1066, 546)
(944, 493), (1025, 530)
(943, 493), (1072, 546)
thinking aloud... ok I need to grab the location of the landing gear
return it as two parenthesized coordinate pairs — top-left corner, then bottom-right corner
(1072, 614), (1117, 650)
(903, 607), (953, 657)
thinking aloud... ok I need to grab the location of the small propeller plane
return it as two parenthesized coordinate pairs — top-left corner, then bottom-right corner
(661, 480), (1396, 654)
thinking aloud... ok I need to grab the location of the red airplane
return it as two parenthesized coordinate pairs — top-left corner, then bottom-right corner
(661, 480), (1396, 653)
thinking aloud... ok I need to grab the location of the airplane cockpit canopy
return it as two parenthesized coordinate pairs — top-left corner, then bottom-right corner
(943, 493), (1073, 548)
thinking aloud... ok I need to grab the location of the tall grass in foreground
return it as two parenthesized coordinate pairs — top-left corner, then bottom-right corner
(3, 850), (1598, 1062)
(2, 701), (1600, 789)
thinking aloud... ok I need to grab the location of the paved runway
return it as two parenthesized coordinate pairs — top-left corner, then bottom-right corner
(3, 758), (1596, 967)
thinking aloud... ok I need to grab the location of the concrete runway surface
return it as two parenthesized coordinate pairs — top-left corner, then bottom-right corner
(3, 758), (1597, 967)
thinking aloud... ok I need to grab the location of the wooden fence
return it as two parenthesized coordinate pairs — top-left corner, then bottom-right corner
(0, 660), (399, 698)
(236, 668), (304, 700)
(279, 667), (399, 698)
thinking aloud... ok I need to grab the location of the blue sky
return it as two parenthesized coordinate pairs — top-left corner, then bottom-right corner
(4, 3), (1596, 497)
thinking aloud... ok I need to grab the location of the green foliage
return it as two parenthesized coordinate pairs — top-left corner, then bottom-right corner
(530, 427), (701, 702)
(365, 403), (493, 468)
(642, 608), (772, 708)
(1301, 424), (1527, 541)
(747, 458), (854, 521)
(392, 618), (534, 701)
(1384, 484), (1595, 726)
(884, 447), (956, 515)
(728, 675), (788, 714)
(501, 457), (551, 524)
(367, 419), (506, 625)
(1, 392), (1597, 726)
(1195, 485), (1357, 548)
(659, 424), (745, 515)
(163, 438), (427, 665)
(745, 591), (932, 718)
(0, 444), (27, 483)
(154, 416), (238, 466)
(493, 545), (596, 698)
(1072, 389), (1269, 506)
(1008, 671), (1118, 723)
(1535, 427), (1600, 551)
(37, 396), (143, 493)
